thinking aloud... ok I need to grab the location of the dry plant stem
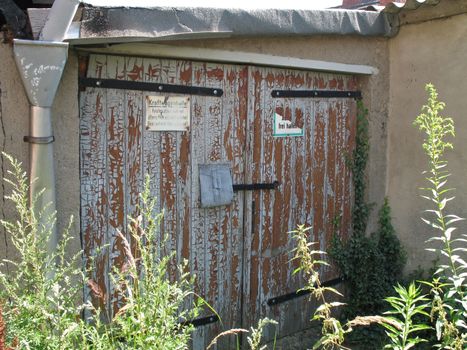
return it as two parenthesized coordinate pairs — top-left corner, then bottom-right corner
(347, 316), (402, 331)
(205, 328), (248, 350)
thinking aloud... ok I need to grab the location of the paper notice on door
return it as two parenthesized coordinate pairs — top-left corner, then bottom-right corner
(145, 95), (190, 131)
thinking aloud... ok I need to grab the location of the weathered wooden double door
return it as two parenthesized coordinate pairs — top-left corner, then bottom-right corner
(79, 53), (357, 349)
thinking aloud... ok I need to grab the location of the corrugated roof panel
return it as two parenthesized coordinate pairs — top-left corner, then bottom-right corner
(383, 0), (441, 13)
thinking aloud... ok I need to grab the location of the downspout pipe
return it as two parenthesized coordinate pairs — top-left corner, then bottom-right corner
(13, 0), (79, 256)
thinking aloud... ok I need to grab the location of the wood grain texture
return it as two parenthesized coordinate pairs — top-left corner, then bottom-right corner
(244, 67), (358, 342)
(79, 54), (358, 346)
(125, 56), (144, 277)
(80, 54), (110, 314)
(190, 61), (208, 350)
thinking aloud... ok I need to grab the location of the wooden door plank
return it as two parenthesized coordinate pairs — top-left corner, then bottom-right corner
(311, 75), (328, 277)
(190, 61), (207, 350)
(106, 55), (127, 315)
(174, 59), (193, 324)
(292, 70), (311, 329)
(176, 59), (192, 267)
(286, 69), (309, 332)
(304, 71), (316, 236)
(125, 56), (144, 261)
(244, 65), (265, 330)
(267, 67), (288, 336)
(228, 64), (248, 336)
(159, 59), (179, 282)
(142, 57), (163, 259)
(202, 62), (224, 349)
(343, 77), (358, 239)
(217, 64), (235, 345)
(80, 54), (109, 314)
(325, 97), (338, 279)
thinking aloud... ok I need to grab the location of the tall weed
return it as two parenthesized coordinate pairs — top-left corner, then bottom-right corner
(291, 225), (347, 349)
(0, 154), (86, 349)
(0, 157), (202, 349)
(85, 176), (202, 349)
(413, 83), (467, 348)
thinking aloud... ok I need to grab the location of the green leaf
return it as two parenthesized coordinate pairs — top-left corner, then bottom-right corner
(444, 227), (457, 240)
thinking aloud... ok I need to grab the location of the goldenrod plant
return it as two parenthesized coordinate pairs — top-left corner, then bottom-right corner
(413, 83), (466, 348)
(291, 225), (349, 349)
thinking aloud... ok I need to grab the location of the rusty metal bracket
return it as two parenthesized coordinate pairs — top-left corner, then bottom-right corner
(233, 181), (280, 191)
(267, 276), (344, 306)
(23, 135), (55, 144)
(271, 90), (361, 99)
(79, 77), (223, 97)
(181, 314), (219, 328)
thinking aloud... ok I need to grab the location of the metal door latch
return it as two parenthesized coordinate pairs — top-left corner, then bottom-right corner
(232, 181), (280, 191)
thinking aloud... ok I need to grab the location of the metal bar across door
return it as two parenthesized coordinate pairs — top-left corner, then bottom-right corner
(79, 77), (224, 96)
(272, 89), (361, 98)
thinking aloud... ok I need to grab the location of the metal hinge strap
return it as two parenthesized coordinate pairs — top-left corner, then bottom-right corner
(267, 276), (344, 306)
(181, 314), (219, 328)
(272, 90), (361, 99)
(79, 77), (223, 97)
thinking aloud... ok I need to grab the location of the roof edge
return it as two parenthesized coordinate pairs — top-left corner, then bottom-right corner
(75, 42), (379, 75)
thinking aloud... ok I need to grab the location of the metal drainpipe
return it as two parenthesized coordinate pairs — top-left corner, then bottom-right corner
(13, 0), (79, 256)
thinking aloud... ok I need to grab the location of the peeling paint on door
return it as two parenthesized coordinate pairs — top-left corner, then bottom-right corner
(80, 54), (358, 349)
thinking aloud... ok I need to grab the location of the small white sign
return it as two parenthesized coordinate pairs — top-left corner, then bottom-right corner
(145, 95), (190, 131)
(273, 113), (303, 137)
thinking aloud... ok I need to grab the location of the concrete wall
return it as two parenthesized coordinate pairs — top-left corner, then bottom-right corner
(0, 43), (29, 266)
(387, 10), (467, 272)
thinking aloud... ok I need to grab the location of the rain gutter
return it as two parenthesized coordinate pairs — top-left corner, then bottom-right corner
(13, 0), (79, 256)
